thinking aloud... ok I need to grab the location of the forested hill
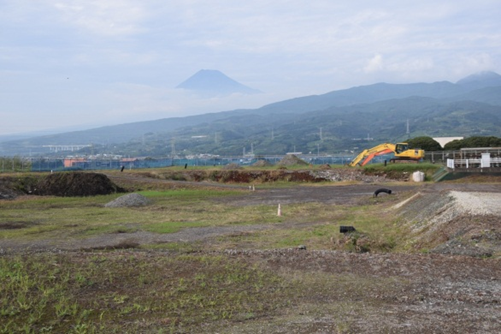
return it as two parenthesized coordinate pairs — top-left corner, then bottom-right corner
(2, 71), (501, 156)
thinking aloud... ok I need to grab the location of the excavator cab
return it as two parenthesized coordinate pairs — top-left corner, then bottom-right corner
(395, 143), (409, 154)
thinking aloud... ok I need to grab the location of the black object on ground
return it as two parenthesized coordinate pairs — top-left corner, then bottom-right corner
(374, 188), (392, 197)
(340, 226), (356, 233)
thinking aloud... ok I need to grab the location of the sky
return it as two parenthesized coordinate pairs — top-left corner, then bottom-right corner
(1, 0), (501, 136)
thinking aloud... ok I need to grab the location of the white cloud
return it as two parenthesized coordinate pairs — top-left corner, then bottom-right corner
(364, 54), (384, 73)
(47, 0), (148, 36)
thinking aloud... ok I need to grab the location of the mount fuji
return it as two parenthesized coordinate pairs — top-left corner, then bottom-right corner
(176, 69), (261, 97)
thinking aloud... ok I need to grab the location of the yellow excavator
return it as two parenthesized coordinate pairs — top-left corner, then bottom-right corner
(349, 142), (425, 167)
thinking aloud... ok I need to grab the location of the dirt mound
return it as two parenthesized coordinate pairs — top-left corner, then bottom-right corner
(105, 193), (151, 208)
(35, 172), (125, 197)
(0, 178), (20, 200)
(252, 159), (273, 167)
(222, 163), (243, 170)
(277, 154), (308, 166)
(0, 176), (41, 200)
(140, 168), (390, 184)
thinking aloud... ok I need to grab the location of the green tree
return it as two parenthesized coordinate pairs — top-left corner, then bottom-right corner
(0, 156), (31, 172)
(464, 136), (501, 148)
(443, 139), (463, 150)
(407, 136), (442, 151)
(444, 136), (501, 150)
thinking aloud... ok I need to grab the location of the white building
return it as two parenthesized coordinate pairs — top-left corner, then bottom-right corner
(433, 137), (464, 148)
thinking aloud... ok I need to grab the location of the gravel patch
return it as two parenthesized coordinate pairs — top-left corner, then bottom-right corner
(395, 190), (501, 257)
(394, 191), (501, 232)
(451, 191), (501, 215)
(105, 193), (151, 208)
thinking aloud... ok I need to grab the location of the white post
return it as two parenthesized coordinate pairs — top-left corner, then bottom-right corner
(481, 153), (491, 168)
(277, 204), (282, 216)
(447, 159), (455, 169)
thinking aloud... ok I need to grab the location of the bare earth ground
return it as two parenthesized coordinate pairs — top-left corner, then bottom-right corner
(218, 249), (501, 333)
(1, 173), (501, 333)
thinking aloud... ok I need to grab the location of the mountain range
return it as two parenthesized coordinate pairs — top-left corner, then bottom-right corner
(2, 71), (501, 156)
(176, 69), (261, 96)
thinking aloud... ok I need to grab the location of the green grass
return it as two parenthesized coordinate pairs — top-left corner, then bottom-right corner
(0, 185), (413, 253)
(0, 189), (244, 241)
(0, 249), (412, 333)
(363, 162), (441, 173)
(0, 252), (292, 333)
(142, 221), (208, 234)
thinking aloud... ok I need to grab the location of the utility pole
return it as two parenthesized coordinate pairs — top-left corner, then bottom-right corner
(406, 119), (410, 139)
(319, 127), (323, 142)
(171, 138), (176, 157)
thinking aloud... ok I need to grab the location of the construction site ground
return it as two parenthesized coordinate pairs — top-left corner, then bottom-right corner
(0, 170), (500, 333)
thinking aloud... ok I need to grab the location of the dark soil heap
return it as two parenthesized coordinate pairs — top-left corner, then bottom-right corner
(35, 172), (125, 197)
(222, 163), (243, 170)
(0, 177), (21, 199)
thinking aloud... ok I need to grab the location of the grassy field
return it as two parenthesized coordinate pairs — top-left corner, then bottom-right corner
(2, 165), (483, 333)
(1, 249), (411, 333)
(0, 185), (404, 251)
(0, 252), (288, 333)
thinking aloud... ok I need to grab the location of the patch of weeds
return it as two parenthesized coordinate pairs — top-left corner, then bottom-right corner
(80, 224), (131, 236)
(113, 226), (139, 234)
(225, 222), (337, 250)
(364, 162), (440, 174)
(340, 231), (371, 253)
(0, 252), (293, 333)
(169, 173), (188, 181)
(88, 240), (140, 251)
(13, 175), (42, 193)
(142, 221), (208, 234)
(144, 241), (204, 252)
(0, 221), (39, 230)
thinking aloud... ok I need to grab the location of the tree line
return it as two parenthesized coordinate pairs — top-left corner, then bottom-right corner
(0, 156), (32, 172)
(407, 136), (501, 151)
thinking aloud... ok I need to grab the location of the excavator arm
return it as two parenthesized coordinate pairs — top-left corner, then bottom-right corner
(349, 143), (397, 167)
(349, 142), (424, 167)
